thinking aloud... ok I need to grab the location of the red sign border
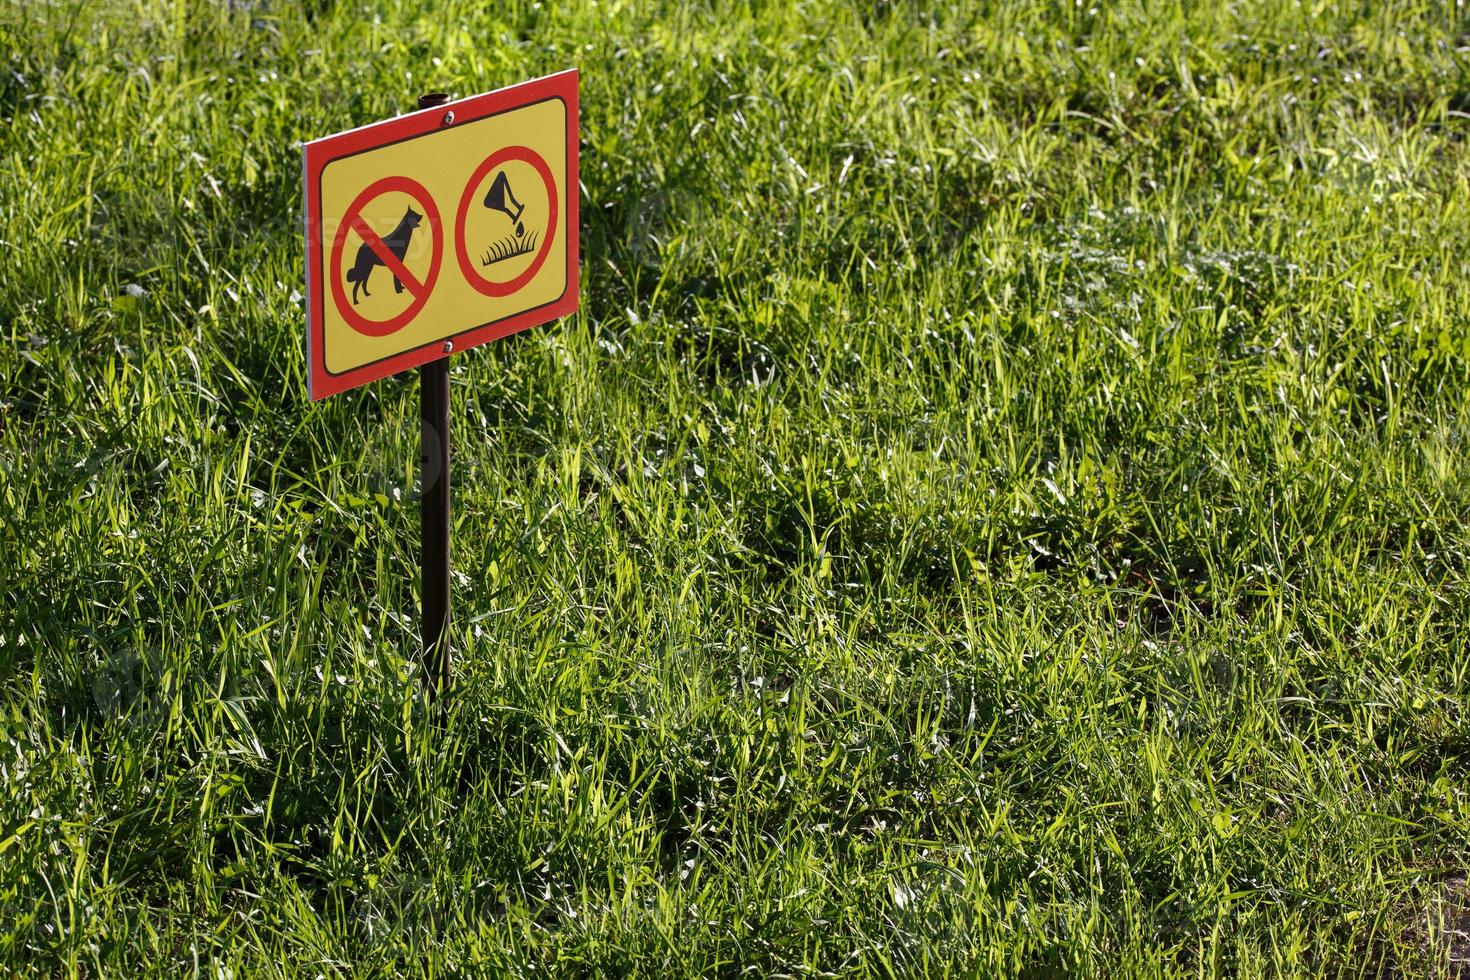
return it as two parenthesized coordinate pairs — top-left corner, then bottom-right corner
(303, 69), (579, 401)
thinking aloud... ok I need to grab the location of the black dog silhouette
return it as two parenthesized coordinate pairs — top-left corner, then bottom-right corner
(345, 207), (422, 304)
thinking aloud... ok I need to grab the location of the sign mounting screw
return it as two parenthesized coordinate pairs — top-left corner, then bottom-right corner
(443, 110), (455, 126)
(443, 340), (454, 353)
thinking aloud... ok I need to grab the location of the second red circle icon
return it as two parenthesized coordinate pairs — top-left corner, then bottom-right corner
(454, 146), (559, 299)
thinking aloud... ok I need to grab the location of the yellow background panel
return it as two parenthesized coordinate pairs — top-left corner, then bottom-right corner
(319, 97), (568, 375)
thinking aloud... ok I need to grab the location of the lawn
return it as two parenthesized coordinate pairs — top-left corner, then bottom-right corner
(2, 0), (1469, 975)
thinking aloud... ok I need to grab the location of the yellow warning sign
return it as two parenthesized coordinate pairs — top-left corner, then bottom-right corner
(303, 70), (579, 399)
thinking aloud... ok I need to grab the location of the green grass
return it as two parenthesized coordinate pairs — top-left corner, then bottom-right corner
(3, 0), (1470, 975)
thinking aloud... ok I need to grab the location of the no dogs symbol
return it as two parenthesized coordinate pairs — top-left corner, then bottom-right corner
(330, 176), (444, 337)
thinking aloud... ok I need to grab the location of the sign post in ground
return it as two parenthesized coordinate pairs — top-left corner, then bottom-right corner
(416, 91), (453, 698)
(302, 72), (580, 695)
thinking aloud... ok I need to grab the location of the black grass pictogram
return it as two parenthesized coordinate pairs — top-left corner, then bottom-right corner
(481, 230), (539, 266)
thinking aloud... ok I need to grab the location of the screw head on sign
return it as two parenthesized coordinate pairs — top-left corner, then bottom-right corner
(443, 341), (454, 353)
(443, 110), (455, 126)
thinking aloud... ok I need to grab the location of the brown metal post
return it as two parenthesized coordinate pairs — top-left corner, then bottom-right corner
(418, 92), (452, 698)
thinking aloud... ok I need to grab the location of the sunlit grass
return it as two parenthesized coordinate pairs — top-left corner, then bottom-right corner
(1, 0), (1469, 976)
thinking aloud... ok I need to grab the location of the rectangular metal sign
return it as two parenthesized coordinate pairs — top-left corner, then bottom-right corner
(303, 70), (579, 399)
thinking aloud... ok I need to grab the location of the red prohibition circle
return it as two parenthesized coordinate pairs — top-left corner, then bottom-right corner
(455, 146), (558, 298)
(329, 175), (443, 337)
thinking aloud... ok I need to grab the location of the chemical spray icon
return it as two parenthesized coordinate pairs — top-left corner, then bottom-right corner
(481, 171), (537, 265)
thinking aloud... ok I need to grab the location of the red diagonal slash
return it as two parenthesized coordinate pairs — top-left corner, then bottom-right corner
(349, 215), (425, 297)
